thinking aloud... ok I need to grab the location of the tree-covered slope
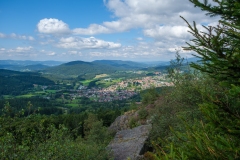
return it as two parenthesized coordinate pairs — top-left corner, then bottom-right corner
(92, 60), (149, 70)
(0, 69), (54, 95)
(43, 60), (119, 78)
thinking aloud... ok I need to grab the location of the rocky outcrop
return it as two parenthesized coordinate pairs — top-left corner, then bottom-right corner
(107, 125), (152, 160)
(109, 110), (138, 132)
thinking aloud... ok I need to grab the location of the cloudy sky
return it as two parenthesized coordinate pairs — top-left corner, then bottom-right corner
(0, 0), (219, 62)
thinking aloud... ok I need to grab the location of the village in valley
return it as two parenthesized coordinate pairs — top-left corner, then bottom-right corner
(38, 73), (173, 103)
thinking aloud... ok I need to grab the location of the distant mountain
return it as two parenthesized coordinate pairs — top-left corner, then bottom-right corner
(0, 64), (50, 71)
(92, 60), (148, 69)
(43, 60), (118, 79)
(0, 60), (65, 71)
(43, 60), (169, 78)
(24, 64), (50, 71)
(0, 60), (65, 66)
(142, 57), (202, 72)
(141, 61), (170, 67)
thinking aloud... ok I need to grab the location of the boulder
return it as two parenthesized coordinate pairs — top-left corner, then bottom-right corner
(107, 125), (152, 160)
(109, 110), (138, 132)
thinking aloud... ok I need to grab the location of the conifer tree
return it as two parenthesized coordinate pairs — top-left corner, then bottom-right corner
(182, 0), (240, 85)
(151, 1), (240, 159)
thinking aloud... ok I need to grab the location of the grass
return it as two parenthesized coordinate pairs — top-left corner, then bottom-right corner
(66, 103), (79, 107)
(80, 80), (92, 86)
(46, 90), (57, 93)
(35, 91), (46, 94)
(94, 74), (108, 79)
(2, 95), (13, 99)
(16, 94), (35, 98)
(96, 79), (121, 88)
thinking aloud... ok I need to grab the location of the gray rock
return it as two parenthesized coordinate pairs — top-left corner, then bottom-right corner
(109, 114), (129, 132)
(107, 125), (152, 160)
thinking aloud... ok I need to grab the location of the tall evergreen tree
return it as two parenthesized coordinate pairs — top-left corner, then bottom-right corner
(150, 1), (240, 159)
(182, 0), (240, 85)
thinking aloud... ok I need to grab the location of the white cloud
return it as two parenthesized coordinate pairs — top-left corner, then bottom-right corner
(38, 0), (217, 36)
(144, 25), (191, 40)
(47, 52), (56, 56)
(73, 24), (111, 35)
(68, 51), (82, 55)
(79, 41), (187, 61)
(28, 36), (35, 41)
(10, 33), (17, 38)
(0, 46), (34, 58)
(37, 18), (70, 34)
(0, 33), (6, 38)
(13, 46), (33, 52)
(0, 32), (34, 40)
(2, 0), (219, 61)
(40, 49), (58, 56)
(96, 0), (217, 34)
(57, 36), (121, 49)
(136, 37), (143, 41)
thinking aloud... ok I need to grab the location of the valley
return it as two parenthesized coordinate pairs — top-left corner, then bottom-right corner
(0, 60), (170, 116)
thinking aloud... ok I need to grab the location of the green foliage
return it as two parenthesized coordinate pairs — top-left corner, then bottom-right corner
(0, 110), (112, 159)
(129, 117), (139, 129)
(0, 97), (64, 116)
(149, 53), (203, 144)
(141, 88), (159, 105)
(182, 0), (240, 86)
(138, 108), (148, 120)
(44, 60), (118, 78)
(150, 1), (240, 159)
(0, 69), (54, 95)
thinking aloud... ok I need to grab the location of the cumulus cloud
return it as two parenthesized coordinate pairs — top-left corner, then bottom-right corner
(144, 25), (191, 40)
(57, 36), (121, 49)
(68, 50), (82, 55)
(38, 0), (217, 36)
(104, 0), (217, 27)
(0, 33), (6, 38)
(37, 18), (70, 34)
(79, 40), (192, 61)
(0, 32), (34, 40)
(90, 0), (217, 34)
(40, 49), (58, 56)
(47, 52), (56, 56)
(29, 0), (219, 61)
(73, 24), (111, 35)
(36, 0), (219, 38)
(8, 46), (33, 53)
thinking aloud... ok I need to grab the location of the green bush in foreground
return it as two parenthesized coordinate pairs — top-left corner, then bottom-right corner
(149, 0), (240, 159)
(0, 111), (112, 160)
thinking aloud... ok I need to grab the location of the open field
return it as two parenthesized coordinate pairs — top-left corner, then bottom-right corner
(15, 94), (35, 98)
(95, 74), (109, 79)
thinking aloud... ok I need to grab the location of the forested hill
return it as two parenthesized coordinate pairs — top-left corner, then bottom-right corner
(43, 60), (117, 78)
(43, 60), (169, 79)
(43, 60), (119, 79)
(0, 60), (64, 71)
(0, 69), (54, 95)
(92, 60), (149, 69)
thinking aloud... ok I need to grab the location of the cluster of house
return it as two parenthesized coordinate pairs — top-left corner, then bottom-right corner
(68, 75), (172, 102)
(70, 86), (137, 102)
(38, 74), (173, 102)
(103, 74), (173, 91)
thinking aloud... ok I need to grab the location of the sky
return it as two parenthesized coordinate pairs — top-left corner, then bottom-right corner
(0, 0), (219, 62)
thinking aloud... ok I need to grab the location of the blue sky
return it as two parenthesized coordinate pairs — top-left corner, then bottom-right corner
(0, 0), (219, 62)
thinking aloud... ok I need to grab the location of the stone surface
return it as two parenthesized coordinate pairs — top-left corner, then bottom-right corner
(107, 125), (152, 160)
(109, 110), (138, 132)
